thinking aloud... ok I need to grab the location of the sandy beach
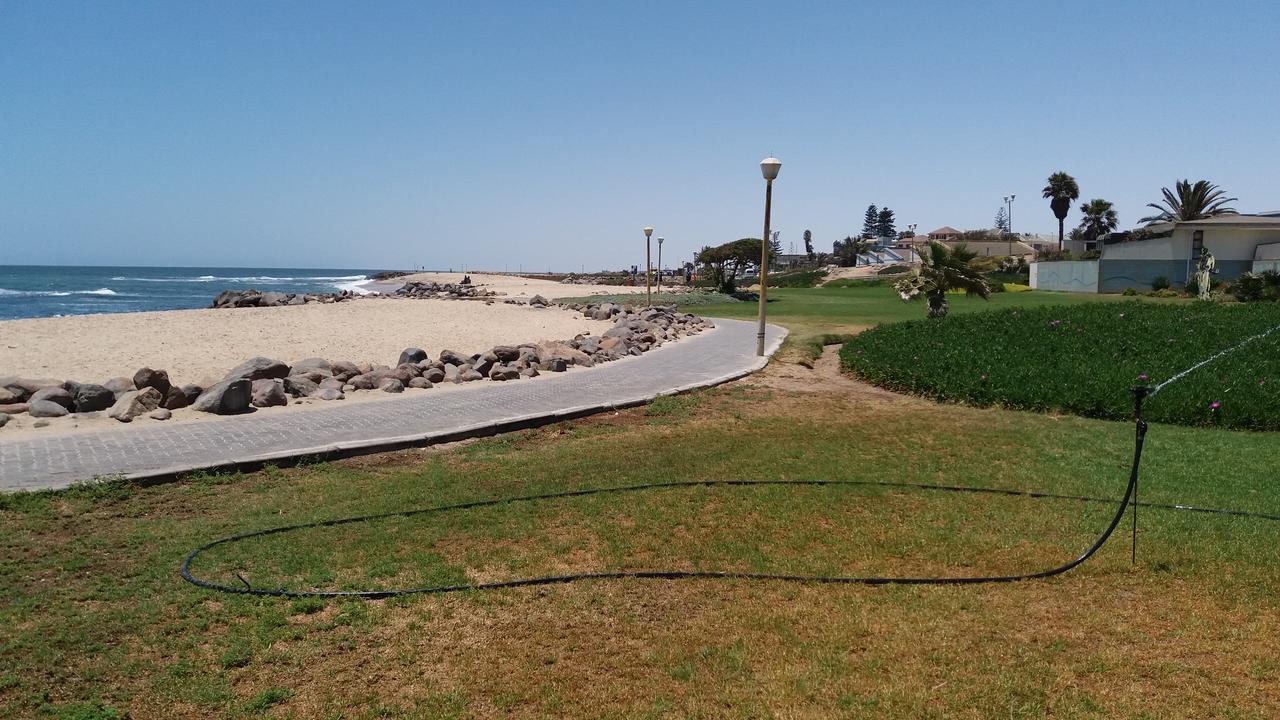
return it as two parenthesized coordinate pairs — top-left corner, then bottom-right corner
(392, 272), (652, 300)
(0, 298), (612, 386)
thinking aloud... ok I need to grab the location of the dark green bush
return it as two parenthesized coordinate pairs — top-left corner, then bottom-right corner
(1151, 275), (1171, 291)
(840, 302), (1280, 430)
(1122, 288), (1139, 297)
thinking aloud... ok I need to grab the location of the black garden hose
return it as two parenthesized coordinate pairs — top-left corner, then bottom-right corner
(182, 386), (1253, 599)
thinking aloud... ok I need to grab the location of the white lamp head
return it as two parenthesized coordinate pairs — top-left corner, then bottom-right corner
(643, 227), (653, 238)
(657, 237), (664, 245)
(760, 157), (782, 181)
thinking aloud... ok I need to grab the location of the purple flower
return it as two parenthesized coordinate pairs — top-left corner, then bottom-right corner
(1261, 379), (1267, 386)
(1137, 373), (1149, 381)
(1049, 319), (1062, 327)
(1210, 401), (1221, 411)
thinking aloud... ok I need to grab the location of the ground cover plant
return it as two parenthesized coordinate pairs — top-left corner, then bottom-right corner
(842, 301), (1280, 430)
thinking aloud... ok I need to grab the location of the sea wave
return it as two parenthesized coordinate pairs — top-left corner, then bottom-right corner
(110, 274), (368, 283)
(335, 278), (378, 295)
(0, 287), (120, 297)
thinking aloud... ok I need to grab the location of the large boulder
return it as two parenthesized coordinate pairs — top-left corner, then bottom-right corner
(407, 377), (433, 389)
(397, 348), (429, 366)
(392, 364), (421, 383)
(423, 367), (446, 384)
(0, 387), (20, 405)
(439, 349), (471, 367)
(283, 376), (320, 398)
(318, 377), (345, 391)
(163, 386), (194, 410)
(292, 357), (332, 376)
(488, 364), (520, 381)
(30, 386), (75, 411)
(457, 368), (484, 383)
(472, 351), (498, 376)
(73, 384), (115, 412)
(329, 361), (361, 381)
(149, 408), (172, 421)
(251, 379), (288, 407)
(537, 340), (593, 367)
(225, 357), (290, 382)
(259, 291), (288, 306)
(491, 345), (521, 362)
(348, 372), (385, 390)
(108, 387), (164, 422)
(102, 377), (136, 399)
(2, 377), (62, 396)
(132, 367), (172, 397)
(379, 378), (405, 393)
(29, 399), (70, 418)
(316, 388), (344, 401)
(192, 379), (252, 414)
(0, 403), (29, 415)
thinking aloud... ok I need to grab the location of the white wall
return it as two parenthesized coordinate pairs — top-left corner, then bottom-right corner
(1030, 261), (1099, 292)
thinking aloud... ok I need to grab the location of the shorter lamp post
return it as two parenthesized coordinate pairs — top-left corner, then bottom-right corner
(656, 237), (664, 295)
(757, 156), (781, 356)
(643, 226), (653, 306)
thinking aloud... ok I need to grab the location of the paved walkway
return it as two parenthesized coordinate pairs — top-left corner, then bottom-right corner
(1, 319), (786, 492)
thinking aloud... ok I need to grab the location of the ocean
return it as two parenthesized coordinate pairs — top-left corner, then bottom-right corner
(0, 266), (382, 321)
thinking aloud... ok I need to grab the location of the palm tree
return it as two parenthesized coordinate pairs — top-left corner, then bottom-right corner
(1077, 199), (1118, 246)
(894, 241), (991, 318)
(1042, 172), (1080, 252)
(1139, 180), (1238, 224)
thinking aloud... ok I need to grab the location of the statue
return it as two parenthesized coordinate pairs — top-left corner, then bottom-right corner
(1195, 248), (1216, 300)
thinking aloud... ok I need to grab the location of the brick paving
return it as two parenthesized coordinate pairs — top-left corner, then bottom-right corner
(0, 319), (785, 492)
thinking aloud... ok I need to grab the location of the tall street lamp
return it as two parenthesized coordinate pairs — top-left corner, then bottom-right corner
(1003, 194), (1016, 255)
(656, 236), (664, 295)
(757, 156), (781, 356)
(643, 226), (653, 306)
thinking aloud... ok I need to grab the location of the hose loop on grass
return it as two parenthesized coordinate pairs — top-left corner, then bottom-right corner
(180, 385), (1278, 599)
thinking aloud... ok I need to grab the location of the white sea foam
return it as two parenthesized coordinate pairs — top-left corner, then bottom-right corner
(335, 278), (377, 295)
(0, 287), (120, 297)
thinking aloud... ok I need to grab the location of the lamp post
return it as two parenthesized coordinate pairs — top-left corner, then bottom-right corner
(643, 227), (653, 306)
(1003, 194), (1016, 255)
(656, 237), (664, 295)
(757, 156), (781, 356)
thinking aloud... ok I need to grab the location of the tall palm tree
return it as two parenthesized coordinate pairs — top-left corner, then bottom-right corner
(1139, 179), (1238, 224)
(894, 241), (990, 318)
(1077, 198), (1118, 245)
(1042, 172), (1080, 251)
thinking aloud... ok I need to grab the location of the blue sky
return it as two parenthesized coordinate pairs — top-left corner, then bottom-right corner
(3, 1), (1278, 270)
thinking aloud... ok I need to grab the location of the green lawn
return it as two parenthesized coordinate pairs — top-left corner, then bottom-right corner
(684, 284), (1167, 362)
(3, 286), (1277, 719)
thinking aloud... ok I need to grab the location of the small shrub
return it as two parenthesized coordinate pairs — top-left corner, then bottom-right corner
(1122, 287), (1139, 297)
(877, 264), (910, 275)
(1233, 273), (1265, 302)
(1151, 276), (1171, 291)
(1147, 288), (1181, 298)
